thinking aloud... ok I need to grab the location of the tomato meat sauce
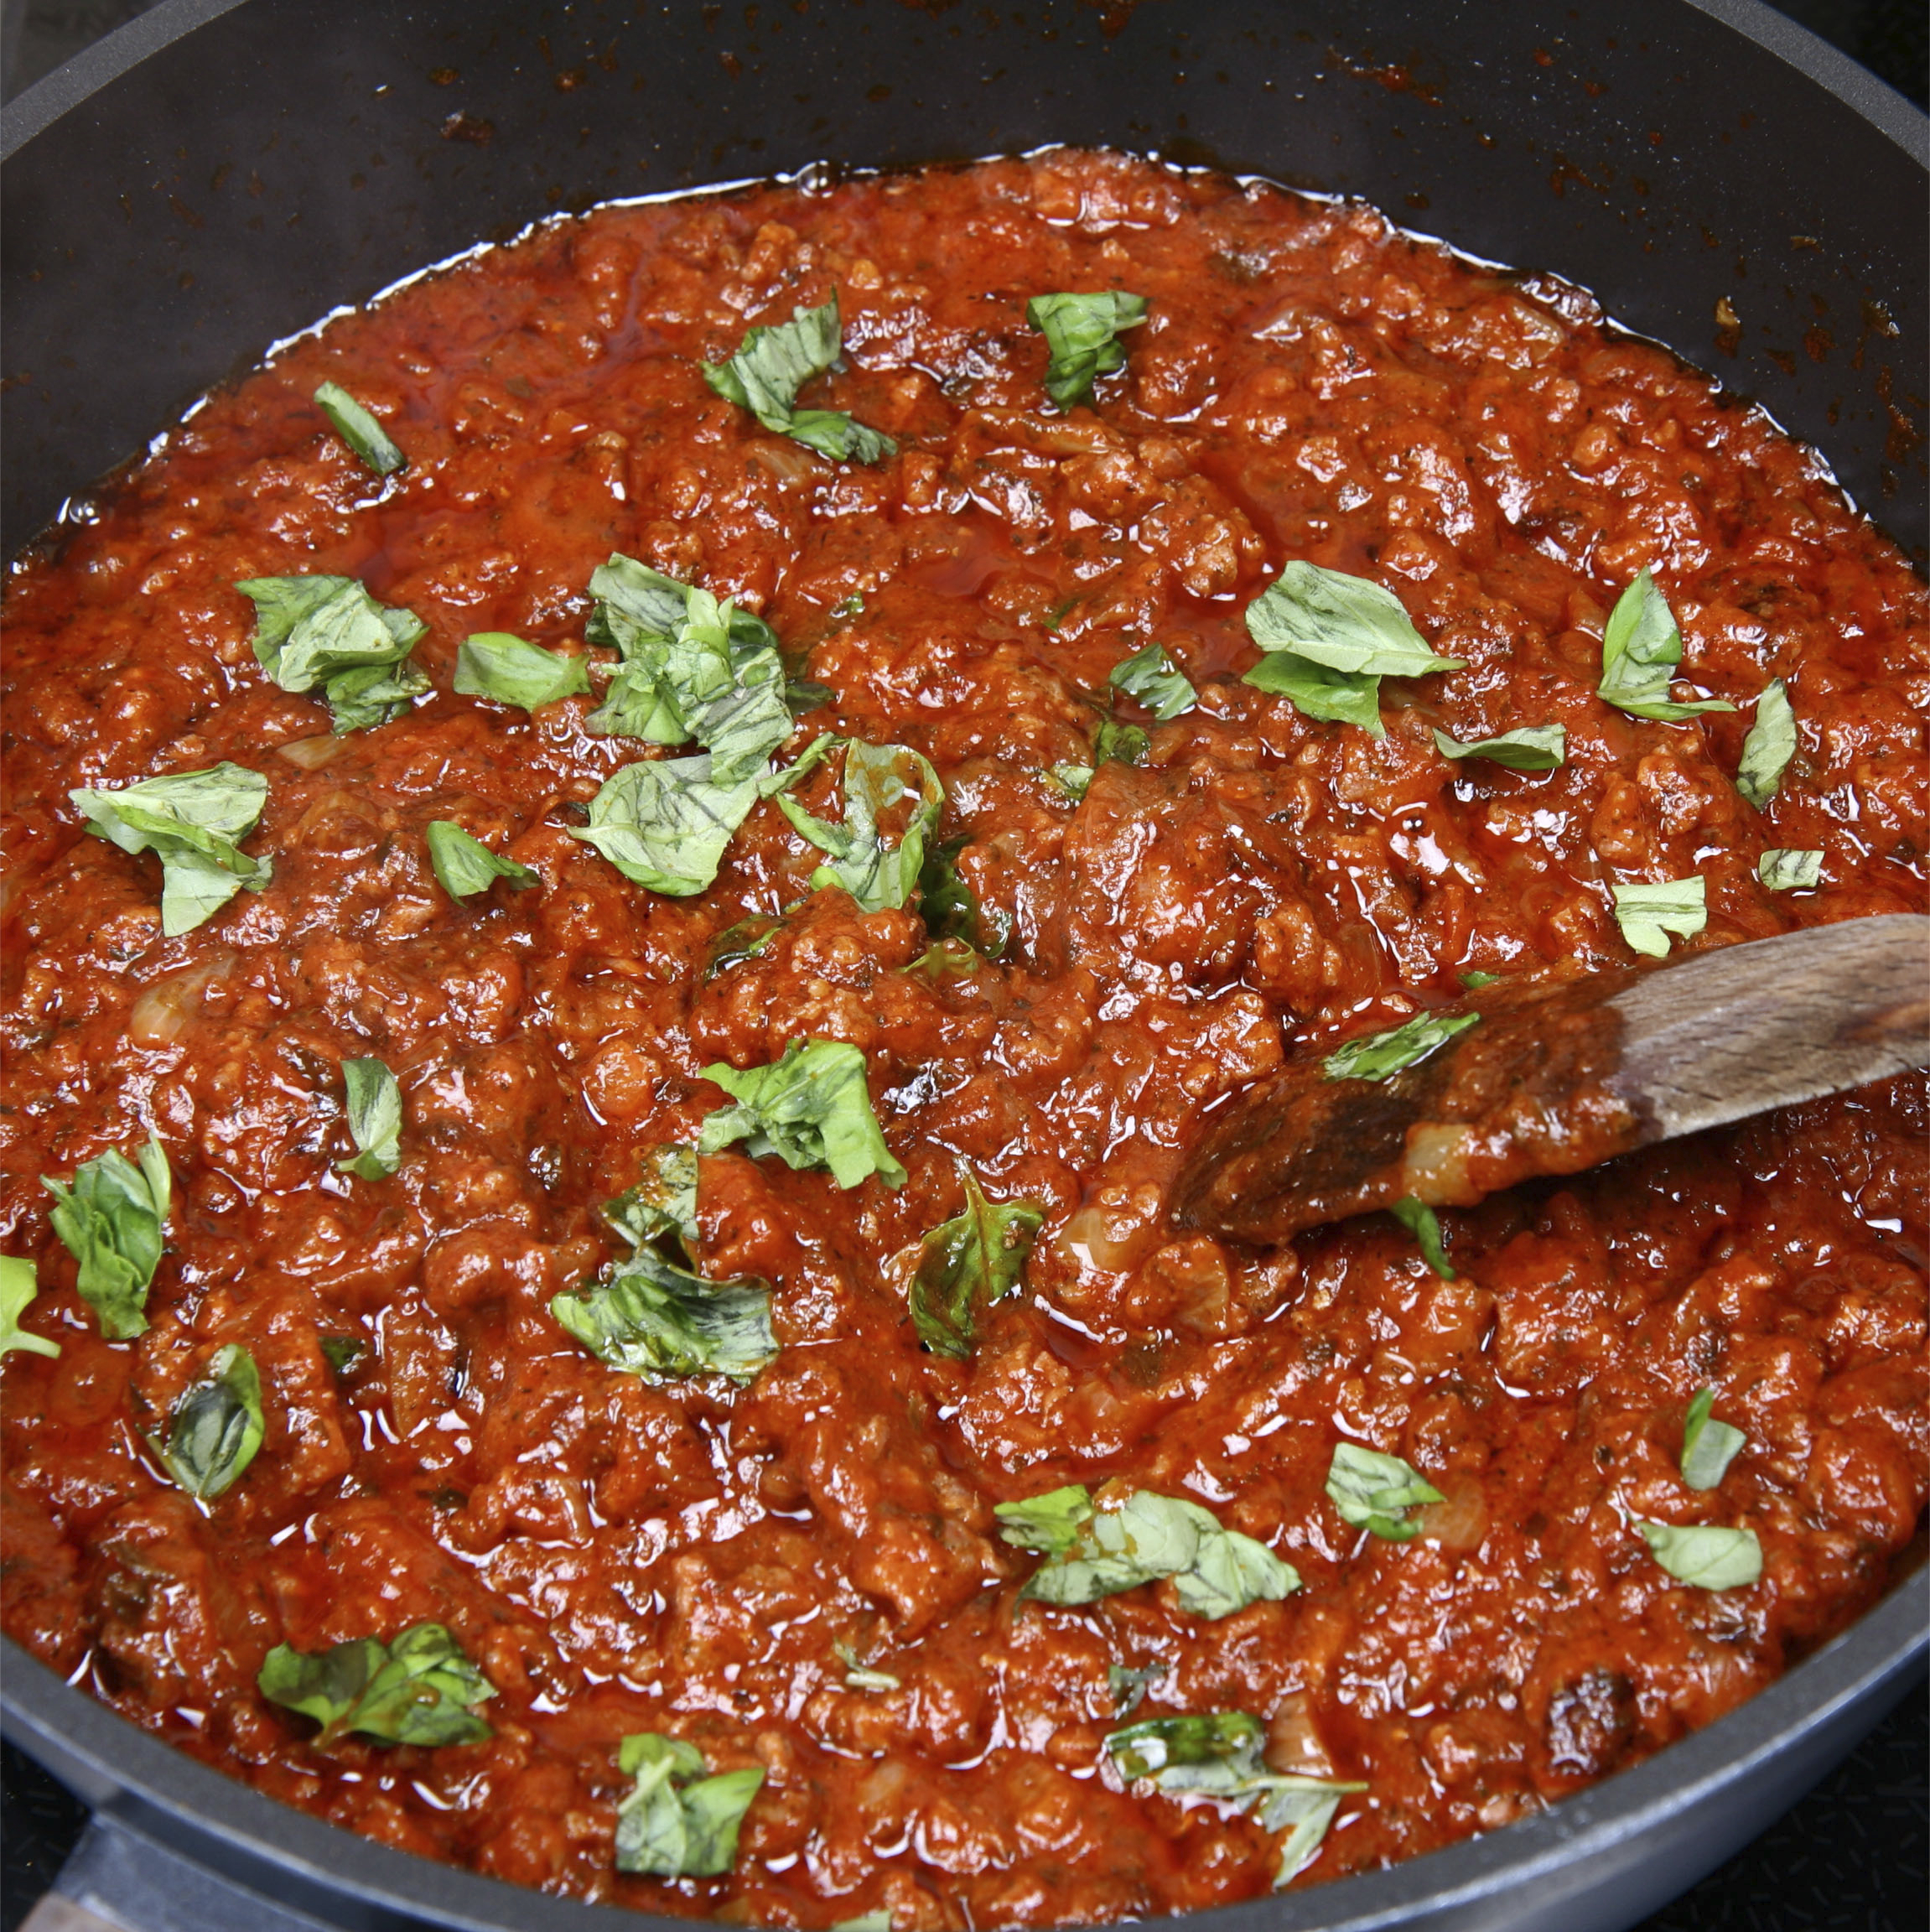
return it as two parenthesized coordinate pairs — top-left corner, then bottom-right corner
(1, 149), (1923, 1926)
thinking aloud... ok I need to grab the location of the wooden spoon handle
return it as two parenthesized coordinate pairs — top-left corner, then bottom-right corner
(1610, 913), (1930, 1141)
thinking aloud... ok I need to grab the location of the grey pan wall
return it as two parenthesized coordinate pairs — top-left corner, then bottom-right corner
(2, 0), (1926, 567)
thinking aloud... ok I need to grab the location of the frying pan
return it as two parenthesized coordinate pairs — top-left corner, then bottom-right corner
(2, 3), (1925, 1929)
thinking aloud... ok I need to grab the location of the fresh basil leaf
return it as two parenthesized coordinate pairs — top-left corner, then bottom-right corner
(259, 1622), (494, 1747)
(234, 574), (429, 734)
(1611, 876), (1706, 958)
(1325, 1441), (1444, 1541)
(1026, 291), (1149, 410)
(1103, 1712), (1362, 1888)
(319, 1335), (364, 1374)
(1325, 1010), (1481, 1083)
(1242, 649), (1382, 734)
(703, 293), (896, 465)
(589, 576), (794, 786)
(1243, 563), (1464, 737)
(905, 937), (983, 980)
(1735, 678), (1798, 807)
(1637, 1520), (1762, 1590)
(1388, 1197), (1455, 1280)
(553, 1245), (776, 1385)
(995, 1483), (1095, 1556)
(909, 1165), (1043, 1358)
(336, 1057), (402, 1180)
(698, 1038), (905, 1190)
(1108, 1661), (1166, 1716)
(615, 1732), (765, 1877)
(1597, 570), (1735, 722)
(1092, 715), (1149, 768)
(41, 1136), (171, 1341)
(572, 755), (770, 899)
(916, 837), (1008, 958)
(454, 632), (589, 710)
(1269, 1784), (1362, 1889)
(1459, 969), (1502, 989)
(1758, 848), (1823, 891)
(426, 822), (538, 901)
(314, 381), (407, 476)
(1004, 1487), (1299, 1618)
(1680, 1385), (1746, 1492)
(1047, 762), (1094, 802)
(1108, 1711), (1266, 1784)
(0, 1258), (60, 1360)
(70, 764), (272, 937)
(1432, 724), (1566, 771)
(776, 740), (943, 914)
(585, 553), (783, 661)
(154, 1343), (263, 1499)
(1109, 643), (1196, 722)
(705, 915), (783, 978)
(604, 1145), (700, 1255)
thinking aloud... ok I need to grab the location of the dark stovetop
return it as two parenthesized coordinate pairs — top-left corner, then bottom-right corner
(0, 1), (1925, 1929)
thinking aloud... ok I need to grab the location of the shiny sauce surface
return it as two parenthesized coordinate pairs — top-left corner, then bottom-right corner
(2, 151), (1924, 1925)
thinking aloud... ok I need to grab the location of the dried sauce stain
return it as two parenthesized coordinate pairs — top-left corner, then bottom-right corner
(1, 149), (1925, 1925)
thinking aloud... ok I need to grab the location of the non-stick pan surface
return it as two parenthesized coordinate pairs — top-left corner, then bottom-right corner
(3, 3), (1926, 1929)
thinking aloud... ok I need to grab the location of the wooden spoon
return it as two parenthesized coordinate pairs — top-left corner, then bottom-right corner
(1171, 914), (1930, 1246)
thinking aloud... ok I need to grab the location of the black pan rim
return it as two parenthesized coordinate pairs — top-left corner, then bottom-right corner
(3, 2), (1926, 1928)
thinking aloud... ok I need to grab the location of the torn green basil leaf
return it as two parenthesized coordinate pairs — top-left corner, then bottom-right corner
(1758, 848), (1823, 891)
(776, 740), (943, 913)
(1047, 761), (1094, 802)
(1325, 1441), (1444, 1541)
(1388, 1197), (1454, 1280)
(314, 381), (407, 476)
(0, 1258), (59, 1360)
(319, 1335), (363, 1374)
(1637, 1520), (1762, 1590)
(426, 822), (538, 901)
(1679, 1385), (1746, 1492)
(1432, 724), (1566, 771)
(909, 1165), (1043, 1359)
(234, 574), (429, 733)
(1735, 677), (1797, 807)
(1026, 291), (1149, 409)
(1611, 876), (1706, 958)
(42, 1136), (171, 1341)
(70, 764), (272, 937)
(994, 1484), (1096, 1558)
(999, 1486), (1300, 1618)
(699, 1038), (905, 1190)
(917, 837), (1009, 958)
(589, 573), (795, 787)
(1597, 570), (1735, 723)
(1103, 1711), (1363, 1889)
(1243, 562), (1465, 737)
(703, 293), (896, 464)
(336, 1057), (402, 1181)
(1325, 1010), (1481, 1083)
(572, 755), (769, 899)
(615, 1732), (765, 1877)
(1108, 1661), (1166, 1716)
(604, 1145), (701, 1255)
(154, 1343), (263, 1500)
(454, 632), (589, 710)
(1109, 643), (1196, 722)
(1459, 969), (1502, 989)
(552, 1246), (776, 1384)
(258, 1622), (494, 1747)
(1092, 715), (1149, 769)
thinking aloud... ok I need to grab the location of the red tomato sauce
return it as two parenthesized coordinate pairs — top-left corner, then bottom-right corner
(2, 149), (1923, 1925)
